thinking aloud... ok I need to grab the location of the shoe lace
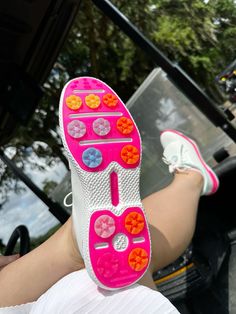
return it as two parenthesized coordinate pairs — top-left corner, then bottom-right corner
(162, 144), (192, 174)
(63, 192), (73, 207)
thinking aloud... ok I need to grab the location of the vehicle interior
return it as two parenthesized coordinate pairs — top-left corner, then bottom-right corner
(1, 1), (236, 313)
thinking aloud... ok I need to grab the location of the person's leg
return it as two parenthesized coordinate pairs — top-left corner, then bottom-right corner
(0, 254), (19, 271)
(0, 171), (199, 305)
(0, 218), (85, 307)
(0, 172), (204, 305)
(138, 171), (203, 290)
(0, 129), (218, 306)
(143, 171), (203, 274)
(139, 129), (219, 289)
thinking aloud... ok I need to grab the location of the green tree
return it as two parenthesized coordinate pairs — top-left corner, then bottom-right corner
(147, 0), (236, 100)
(1, 0), (236, 205)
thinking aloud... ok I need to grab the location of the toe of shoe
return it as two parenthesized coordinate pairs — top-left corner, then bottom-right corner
(202, 168), (219, 195)
(160, 130), (182, 148)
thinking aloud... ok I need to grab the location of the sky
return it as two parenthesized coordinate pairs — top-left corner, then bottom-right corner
(0, 156), (67, 245)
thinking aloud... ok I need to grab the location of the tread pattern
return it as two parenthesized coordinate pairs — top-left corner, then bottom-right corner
(61, 77), (151, 289)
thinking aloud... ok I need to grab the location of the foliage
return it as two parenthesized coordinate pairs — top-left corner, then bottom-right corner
(42, 179), (58, 195)
(1, 0), (236, 205)
(145, 0), (235, 100)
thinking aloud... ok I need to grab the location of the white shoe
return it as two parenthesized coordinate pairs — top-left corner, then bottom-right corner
(59, 77), (151, 290)
(160, 130), (219, 195)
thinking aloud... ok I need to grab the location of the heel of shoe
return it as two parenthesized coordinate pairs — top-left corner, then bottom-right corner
(88, 207), (151, 289)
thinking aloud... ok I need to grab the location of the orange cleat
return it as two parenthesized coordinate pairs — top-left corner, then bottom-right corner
(117, 117), (134, 135)
(120, 145), (140, 164)
(85, 94), (101, 109)
(128, 248), (149, 271)
(103, 93), (118, 108)
(125, 212), (145, 234)
(66, 95), (82, 110)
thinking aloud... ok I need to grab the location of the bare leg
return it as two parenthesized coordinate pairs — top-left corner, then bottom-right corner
(144, 171), (203, 272)
(138, 170), (203, 289)
(0, 219), (84, 307)
(0, 171), (203, 306)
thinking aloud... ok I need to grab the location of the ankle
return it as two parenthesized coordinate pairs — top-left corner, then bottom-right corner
(63, 218), (85, 272)
(174, 169), (204, 191)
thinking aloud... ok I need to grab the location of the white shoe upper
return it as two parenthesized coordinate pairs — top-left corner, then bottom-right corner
(160, 130), (219, 195)
(70, 162), (86, 258)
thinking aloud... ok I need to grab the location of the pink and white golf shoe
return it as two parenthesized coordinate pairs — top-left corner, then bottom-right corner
(160, 129), (219, 195)
(59, 77), (151, 290)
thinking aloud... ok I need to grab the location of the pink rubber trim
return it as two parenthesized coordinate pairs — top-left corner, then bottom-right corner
(110, 171), (119, 206)
(89, 207), (150, 288)
(62, 77), (141, 172)
(161, 129), (219, 194)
